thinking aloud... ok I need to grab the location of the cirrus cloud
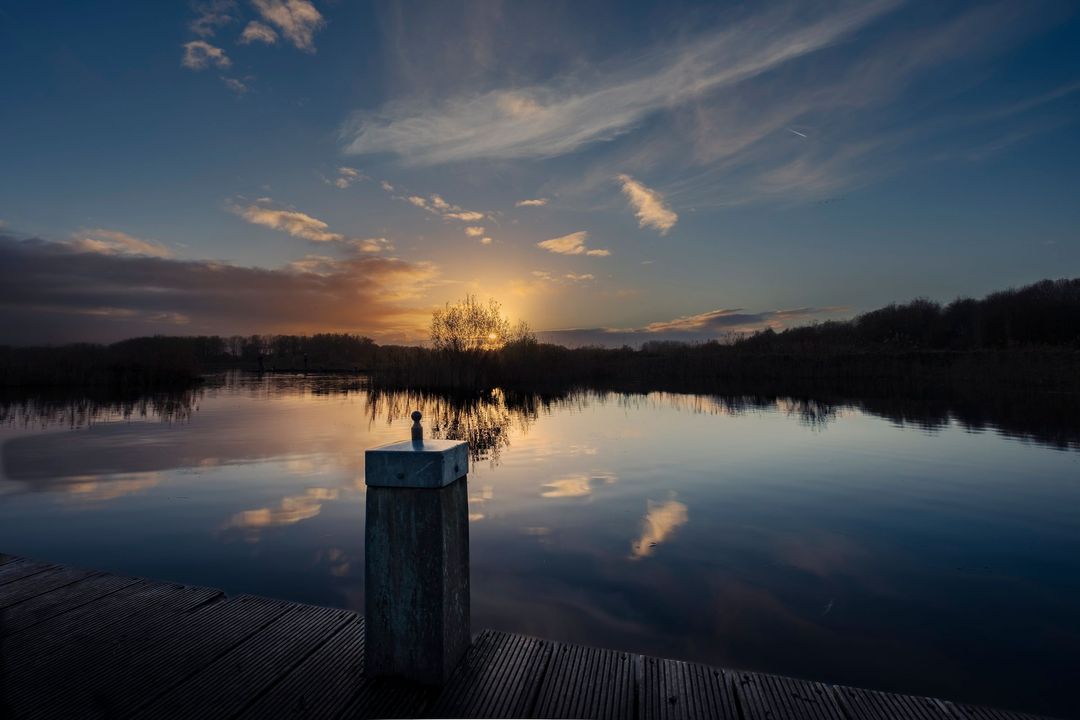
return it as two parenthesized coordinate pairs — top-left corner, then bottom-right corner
(342, 1), (900, 164)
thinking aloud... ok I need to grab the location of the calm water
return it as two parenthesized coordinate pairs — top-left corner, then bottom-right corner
(1, 374), (1078, 717)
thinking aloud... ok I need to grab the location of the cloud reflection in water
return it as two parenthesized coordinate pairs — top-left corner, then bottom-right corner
(630, 498), (689, 559)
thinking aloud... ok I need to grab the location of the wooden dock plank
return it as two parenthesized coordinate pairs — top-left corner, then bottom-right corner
(1, 579), (220, 667)
(0, 558), (54, 587)
(78, 594), (288, 717)
(641, 656), (739, 720)
(532, 641), (636, 720)
(0, 571), (142, 636)
(733, 670), (847, 720)
(428, 629), (552, 718)
(336, 676), (439, 720)
(13, 595), (290, 719)
(831, 684), (955, 720)
(0, 565), (95, 609)
(0, 554), (1064, 720)
(946, 701), (1049, 720)
(2, 583), (226, 717)
(131, 602), (354, 719)
(235, 617), (366, 720)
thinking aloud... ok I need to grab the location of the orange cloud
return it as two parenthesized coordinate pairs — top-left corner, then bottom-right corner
(537, 231), (610, 257)
(0, 234), (439, 343)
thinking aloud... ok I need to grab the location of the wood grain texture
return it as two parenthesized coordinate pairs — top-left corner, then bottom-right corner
(0, 553), (1062, 720)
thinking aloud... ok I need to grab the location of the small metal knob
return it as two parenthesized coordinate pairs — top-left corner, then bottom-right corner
(411, 411), (423, 444)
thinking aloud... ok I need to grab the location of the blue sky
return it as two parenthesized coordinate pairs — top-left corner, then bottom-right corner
(1, 0), (1078, 344)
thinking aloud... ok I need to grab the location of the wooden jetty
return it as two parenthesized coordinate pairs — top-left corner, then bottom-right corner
(0, 552), (1055, 720)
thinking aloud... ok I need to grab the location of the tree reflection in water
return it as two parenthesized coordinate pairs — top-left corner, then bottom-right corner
(2, 374), (1079, 453)
(366, 387), (554, 463)
(0, 389), (201, 429)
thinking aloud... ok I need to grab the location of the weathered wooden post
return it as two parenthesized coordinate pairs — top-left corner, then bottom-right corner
(364, 411), (471, 685)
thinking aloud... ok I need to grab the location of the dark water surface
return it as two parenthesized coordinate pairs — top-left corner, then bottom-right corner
(1, 374), (1078, 717)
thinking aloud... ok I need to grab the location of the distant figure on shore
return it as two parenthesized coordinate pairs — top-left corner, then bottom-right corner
(257, 353), (264, 373)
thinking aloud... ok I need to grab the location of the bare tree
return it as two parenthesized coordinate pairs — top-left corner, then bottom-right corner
(431, 296), (524, 353)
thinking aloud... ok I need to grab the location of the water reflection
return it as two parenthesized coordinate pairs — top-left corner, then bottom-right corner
(630, 498), (689, 559)
(225, 487), (339, 534)
(0, 388), (199, 429)
(60, 471), (163, 502)
(367, 387), (541, 463)
(541, 472), (618, 499)
(1, 374), (1079, 717)
(3, 376), (1079, 456)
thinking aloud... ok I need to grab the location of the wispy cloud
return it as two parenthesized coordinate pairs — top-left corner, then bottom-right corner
(331, 166), (362, 189)
(645, 306), (845, 333)
(233, 200), (343, 242)
(231, 199), (393, 253)
(343, 1), (900, 164)
(532, 270), (594, 283)
(464, 226), (485, 237)
(515, 198), (549, 207)
(251, 0), (324, 52)
(182, 40), (231, 70)
(540, 305), (848, 347)
(537, 231), (610, 257)
(350, 237), (393, 253)
(617, 174), (677, 234)
(444, 211), (484, 222)
(70, 229), (172, 258)
(239, 20), (278, 45)
(399, 191), (489, 223)
(221, 76), (249, 94)
(190, 0), (237, 38)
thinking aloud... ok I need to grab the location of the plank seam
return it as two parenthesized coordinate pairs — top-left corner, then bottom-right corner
(521, 639), (554, 718)
(119, 602), (298, 717)
(224, 611), (359, 720)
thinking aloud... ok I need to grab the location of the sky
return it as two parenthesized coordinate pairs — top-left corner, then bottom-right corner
(1, 0), (1079, 346)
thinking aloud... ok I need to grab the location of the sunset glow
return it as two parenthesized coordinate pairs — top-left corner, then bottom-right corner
(1, 2), (1078, 347)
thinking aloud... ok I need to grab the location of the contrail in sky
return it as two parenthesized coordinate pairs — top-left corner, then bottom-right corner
(788, 128), (808, 138)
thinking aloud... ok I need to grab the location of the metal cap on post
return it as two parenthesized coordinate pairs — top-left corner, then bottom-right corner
(364, 412), (471, 685)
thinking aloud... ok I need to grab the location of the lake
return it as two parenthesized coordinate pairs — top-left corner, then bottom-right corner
(1, 373), (1077, 717)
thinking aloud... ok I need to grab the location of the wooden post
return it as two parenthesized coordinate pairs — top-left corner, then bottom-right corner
(364, 411), (471, 685)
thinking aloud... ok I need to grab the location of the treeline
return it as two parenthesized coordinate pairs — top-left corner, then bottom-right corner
(0, 338), (207, 389)
(0, 334), (378, 389)
(369, 278), (1080, 393)
(734, 278), (1080, 352)
(2, 278), (1078, 392)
